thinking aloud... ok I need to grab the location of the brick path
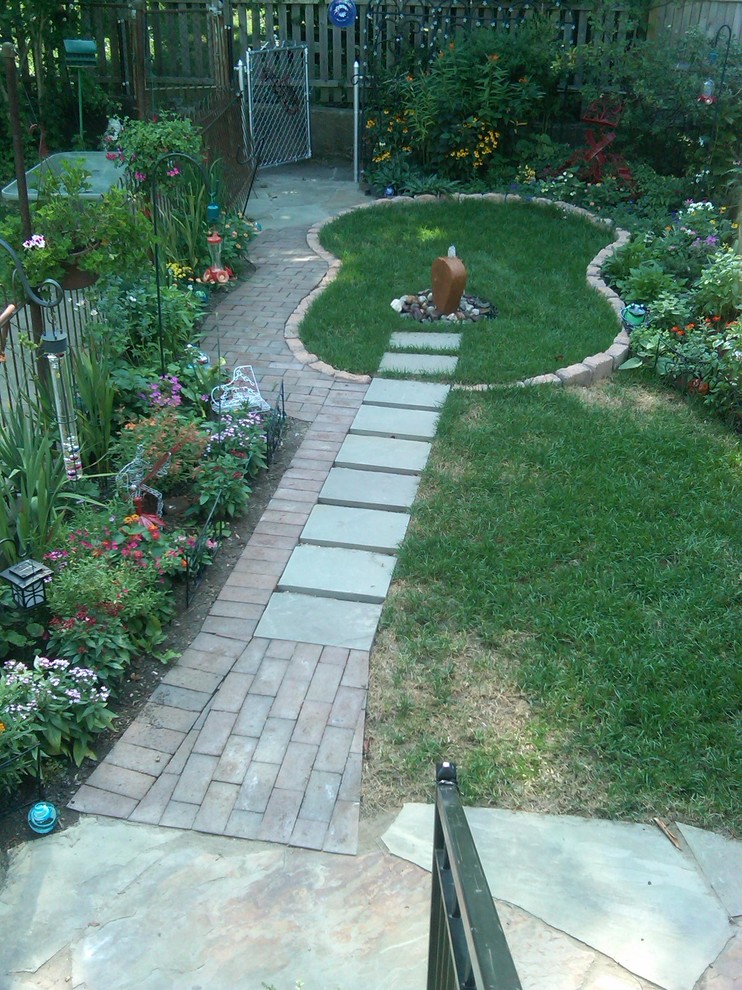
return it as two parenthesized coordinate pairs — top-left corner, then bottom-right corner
(70, 174), (377, 854)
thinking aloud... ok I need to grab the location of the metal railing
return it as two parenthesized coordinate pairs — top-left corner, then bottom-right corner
(427, 762), (522, 990)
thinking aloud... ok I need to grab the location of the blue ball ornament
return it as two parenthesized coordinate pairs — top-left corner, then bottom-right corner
(328, 0), (357, 28)
(28, 802), (58, 835)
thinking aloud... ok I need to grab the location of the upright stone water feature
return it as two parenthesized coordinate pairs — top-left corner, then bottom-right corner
(431, 245), (467, 315)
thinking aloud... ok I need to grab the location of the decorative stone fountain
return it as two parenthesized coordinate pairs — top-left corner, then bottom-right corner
(390, 247), (497, 324)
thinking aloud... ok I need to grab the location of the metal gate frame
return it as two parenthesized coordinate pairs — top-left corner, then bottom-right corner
(243, 44), (312, 169)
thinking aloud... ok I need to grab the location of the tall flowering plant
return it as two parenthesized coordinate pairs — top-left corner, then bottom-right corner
(106, 113), (204, 192)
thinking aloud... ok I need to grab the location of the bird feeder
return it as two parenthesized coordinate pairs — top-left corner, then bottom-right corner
(63, 39), (98, 143)
(203, 231), (231, 284)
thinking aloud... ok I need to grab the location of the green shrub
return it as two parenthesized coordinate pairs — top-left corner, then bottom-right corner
(90, 273), (202, 366)
(616, 261), (686, 304)
(1, 657), (115, 768)
(109, 112), (204, 192)
(365, 24), (562, 184)
(692, 249), (742, 321)
(112, 407), (207, 494)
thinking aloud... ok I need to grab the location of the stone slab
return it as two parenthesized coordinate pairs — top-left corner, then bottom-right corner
(336, 434), (431, 475)
(677, 822), (742, 918)
(278, 544), (396, 602)
(364, 377), (450, 409)
(378, 352), (458, 374)
(278, 544), (397, 603)
(301, 503), (409, 554)
(254, 592), (383, 651)
(350, 404), (441, 441)
(0, 817), (429, 990)
(383, 804), (734, 990)
(389, 331), (462, 351)
(320, 467), (420, 511)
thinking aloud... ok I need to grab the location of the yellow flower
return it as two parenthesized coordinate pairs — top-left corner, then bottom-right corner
(0, 721), (5, 733)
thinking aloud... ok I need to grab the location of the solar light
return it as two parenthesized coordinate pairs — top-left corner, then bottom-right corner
(0, 557), (53, 609)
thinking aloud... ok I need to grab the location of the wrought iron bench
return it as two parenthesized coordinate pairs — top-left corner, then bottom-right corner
(210, 365), (271, 415)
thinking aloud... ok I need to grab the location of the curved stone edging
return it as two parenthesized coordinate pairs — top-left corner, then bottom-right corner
(284, 193), (631, 388)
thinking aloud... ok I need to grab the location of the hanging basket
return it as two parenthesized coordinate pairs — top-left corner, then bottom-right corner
(60, 247), (99, 290)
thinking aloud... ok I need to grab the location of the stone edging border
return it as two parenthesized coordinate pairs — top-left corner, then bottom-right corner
(282, 193), (632, 389)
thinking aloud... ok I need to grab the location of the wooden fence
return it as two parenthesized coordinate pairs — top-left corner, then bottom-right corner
(80, 1), (633, 109)
(648, 0), (742, 41)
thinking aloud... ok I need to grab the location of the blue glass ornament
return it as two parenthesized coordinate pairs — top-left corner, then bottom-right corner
(28, 802), (58, 835)
(328, 0), (357, 28)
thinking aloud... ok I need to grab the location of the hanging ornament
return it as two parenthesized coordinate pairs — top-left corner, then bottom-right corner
(329, 0), (357, 28)
(42, 309), (84, 482)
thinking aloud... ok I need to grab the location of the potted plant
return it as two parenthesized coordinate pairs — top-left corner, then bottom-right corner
(0, 162), (152, 293)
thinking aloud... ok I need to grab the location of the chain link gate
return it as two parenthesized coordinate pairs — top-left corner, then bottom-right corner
(243, 44), (311, 168)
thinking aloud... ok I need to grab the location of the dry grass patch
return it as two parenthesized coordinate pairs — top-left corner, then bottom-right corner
(362, 624), (610, 819)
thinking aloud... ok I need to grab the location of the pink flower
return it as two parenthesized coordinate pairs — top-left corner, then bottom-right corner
(23, 234), (46, 250)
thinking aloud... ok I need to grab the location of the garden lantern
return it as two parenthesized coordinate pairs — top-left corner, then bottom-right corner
(203, 231), (231, 284)
(0, 557), (53, 609)
(621, 303), (648, 332)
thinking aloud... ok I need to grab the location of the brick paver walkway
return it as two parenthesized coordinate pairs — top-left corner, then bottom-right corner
(70, 172), (376, 854)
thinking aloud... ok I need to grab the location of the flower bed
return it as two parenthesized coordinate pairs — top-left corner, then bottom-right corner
(600, 200), (741, 427)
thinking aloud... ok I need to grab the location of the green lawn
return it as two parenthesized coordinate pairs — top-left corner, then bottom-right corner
(301, 199), (619, 383)
(366, 379), (742, 833)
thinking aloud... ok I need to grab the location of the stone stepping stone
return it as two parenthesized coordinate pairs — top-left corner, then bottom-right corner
(277, 545), (397, 603)
(350, 404), (440, 441)
(389, 331), (462, 351)
(378, 353), (458, 375)
(320, 467), (420, 512)
(301, 504), (409, 554)
(365, 378), (450, 410)
(336, 434), (431, 475)
(254, 592), (383, 651)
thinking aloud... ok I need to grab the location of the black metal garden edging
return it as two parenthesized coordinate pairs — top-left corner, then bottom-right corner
(0, 747), (44, 821)
(185, 492), (223, 608)
(264, 380), (287, 467)
(427, 762), (522, 990)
